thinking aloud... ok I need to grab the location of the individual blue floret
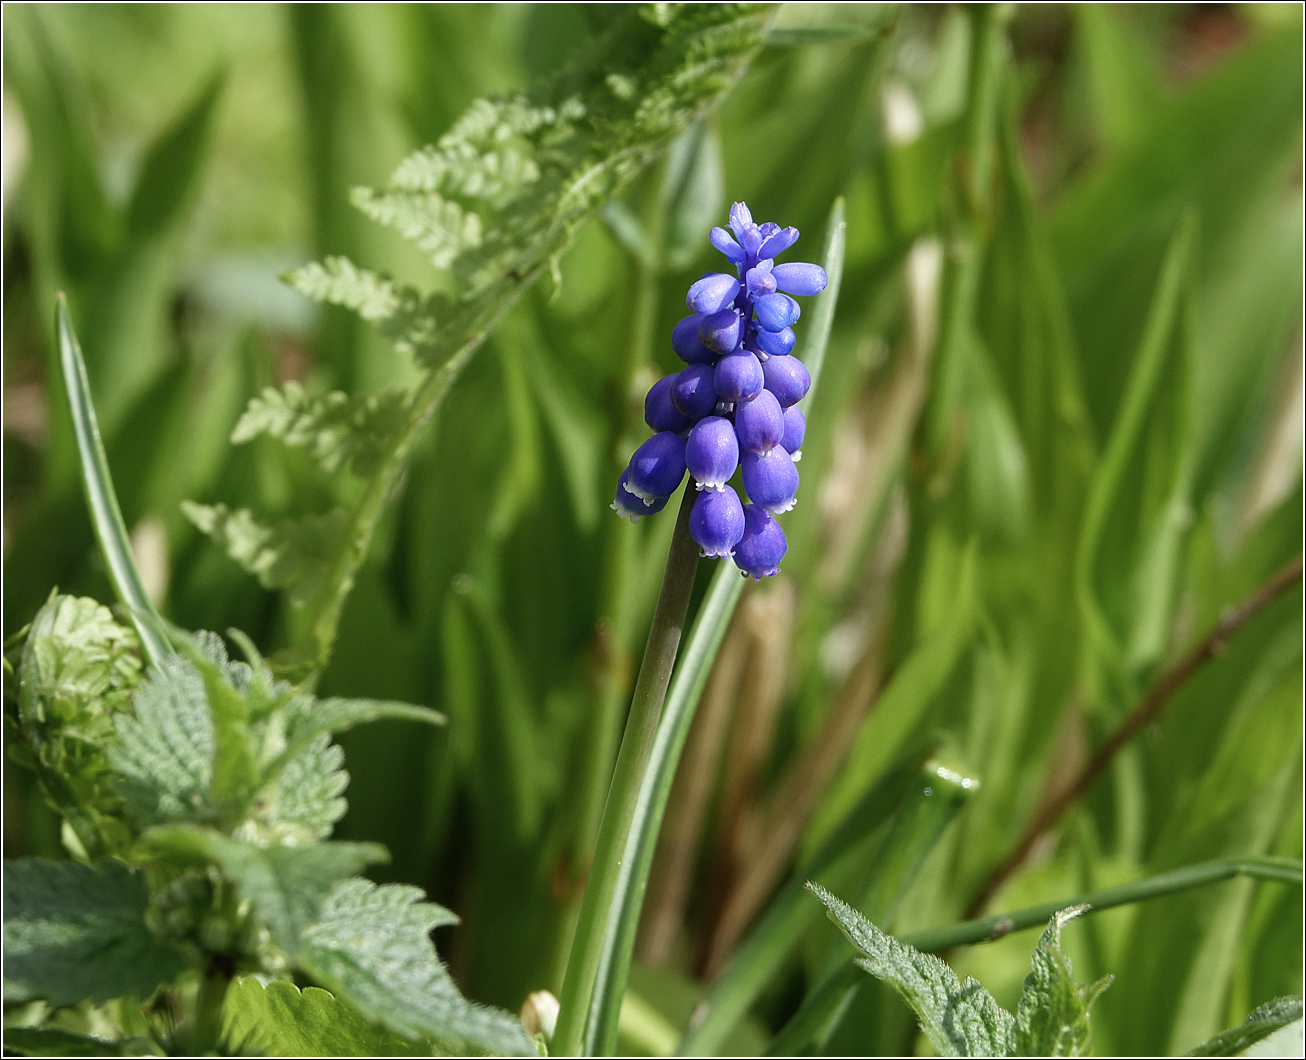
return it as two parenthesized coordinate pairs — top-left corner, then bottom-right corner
(625, 431), (686, 503)
(760, 354), (811, 407)
(612, 470), (670, 523)
(733, 504), (787, 580)
(686, 416), (740, 492)
(741, 447), (799, 515)
(645, 374), (694, 434)
(690, 486), (745, 558)
(735, 389), (784, 454)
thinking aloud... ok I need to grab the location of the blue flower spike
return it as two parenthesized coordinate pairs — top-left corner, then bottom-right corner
(615, 201), (826, 580)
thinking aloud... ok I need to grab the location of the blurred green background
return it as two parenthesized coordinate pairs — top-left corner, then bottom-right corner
(3, 4), (1302, 1055)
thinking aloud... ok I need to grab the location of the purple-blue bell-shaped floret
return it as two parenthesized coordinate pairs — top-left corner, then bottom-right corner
(758, 225), (800, 259)
(671, 363), (719, 421)
(771, 262), (828, 297)
(626, 431), (687, 503)
(733, 503), (787, 579)
(734, 388), (784, 454)
(699, 307), (743, 354)
(714, 350), (764, 403)
(754, 326), (795, 358)
(781, 405), (806, 460)
(745, 265), (776, 298)
(754, 292), (801, 332)
(612, 469), (670, 522)
(690, 485), (745, 558)
(728, 201), (753, 237)
(761, 354), (811, 407)
(645, 373), (694, 434)
(687, 273), (741, 315)
(686, 416), (740, 491)
(741, 446), (799, 514)
(710, 227), (745, 263)
(672, 314), (715, 364)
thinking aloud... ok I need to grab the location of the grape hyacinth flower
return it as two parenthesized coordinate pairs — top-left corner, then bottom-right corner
(613, 202), (827, 580)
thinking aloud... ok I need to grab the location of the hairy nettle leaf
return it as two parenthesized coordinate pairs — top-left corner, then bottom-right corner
(2, 859), (186, 1007)
(1014, 906), (1112, 1056)
(298, 878), (536, 1056)
(144, 828), (387, 955)
(809, 884), (1121, 1058)
(108, 654), (217, 828)
(222, 977), (426, 1057)
(810, 883), (1015, 1057)
(1188, 995), (1305, 1057)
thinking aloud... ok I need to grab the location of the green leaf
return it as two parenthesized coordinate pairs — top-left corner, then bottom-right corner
(766, 764), (981, 1056)
(1014, 906), (1112, 1057)
(268, 696), (445, 781)
(231, 383), (409, 478)
(350, 186), (484, 269)
(179, 638), (260, 823)
(2, 1027), (154, 1057)
(222, 977), (426, 1057)
(1074, 214), (1196, 697)
(124, 70), (224, 244)
(662, 120), (725, 271)
(2, 858), (186, 1007)
(679, 764), (923, 1056)
(795, 196), (846, 409)
(56, 298), (170, 666)
(141, 828), (386, 955)
(107, 654), (216, 829)
(520, 341), (605, 533)
(181, 502), (350, 608)
(807, 539), (979, 853)
(766, 2), (899, 47)
(265, 731), (348, 841)
(1075, 5), (1162, 154)
(282, 257), (440, 359)
(808, 883), (1015, 1057)
(298, 878), (535, 1055)
(1187, 996), (1304, 1057)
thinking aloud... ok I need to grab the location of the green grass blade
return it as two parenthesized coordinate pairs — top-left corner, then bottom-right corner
(900, 856), (1303, 953)
(797, 197), (845, 410)
(676, 762), (922, 1056)
(765, 763), (979, 1055)
(56, 296), (170, 668)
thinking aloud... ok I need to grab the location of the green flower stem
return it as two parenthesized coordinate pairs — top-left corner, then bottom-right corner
(553, 485), (701, 1057)
(902, 856), (1302, 953)
(190, 963), (232, 1054)
(588, 560), (745, 1055)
